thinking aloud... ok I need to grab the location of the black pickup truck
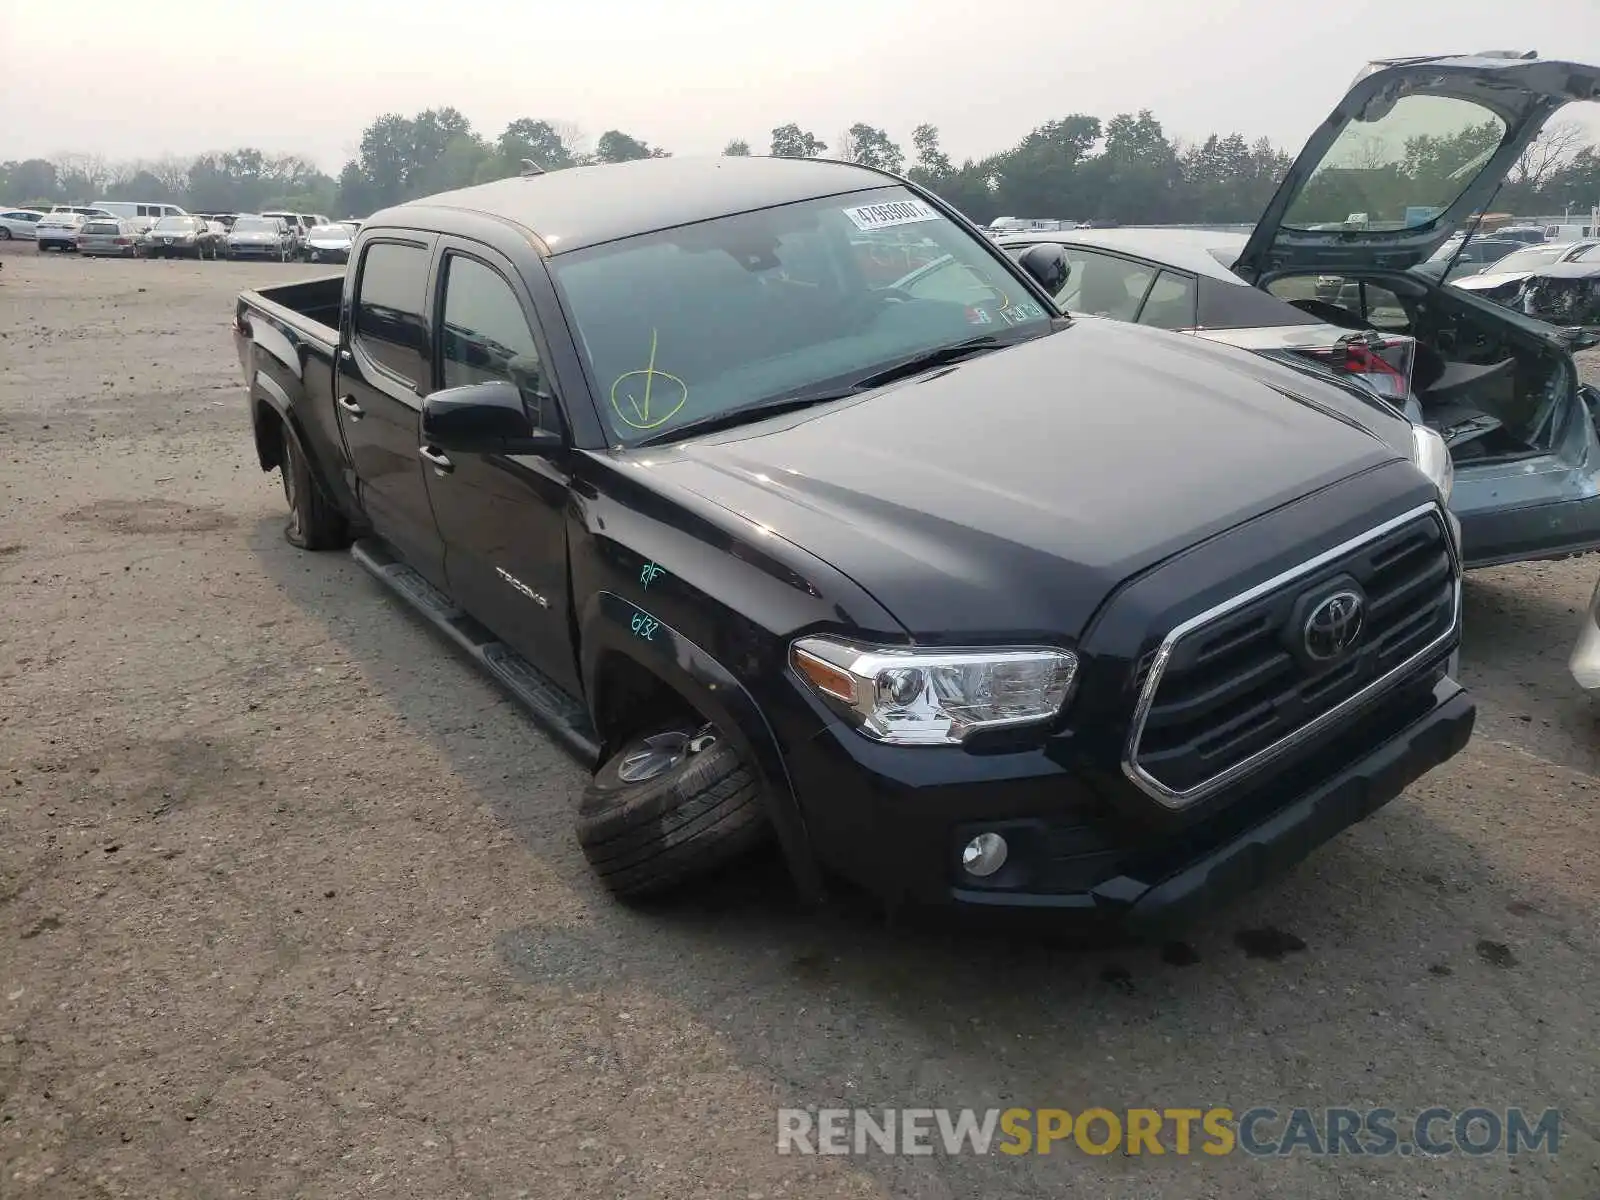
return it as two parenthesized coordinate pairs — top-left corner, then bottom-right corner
(234, 155), (1474, 929)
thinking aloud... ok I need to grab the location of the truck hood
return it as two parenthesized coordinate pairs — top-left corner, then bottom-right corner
(1236, 53), (1600, 281)
(632, 321), (1405, 641)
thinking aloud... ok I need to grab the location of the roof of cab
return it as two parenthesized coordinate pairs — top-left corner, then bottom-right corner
(381, 155), (899, 255)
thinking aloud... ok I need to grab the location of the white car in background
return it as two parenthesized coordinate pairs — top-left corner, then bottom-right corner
(36, 211), (88, 251)
(0, 209), (47, 240)
(302, 220), (358, 263)
(1451, 240), (1600, 305)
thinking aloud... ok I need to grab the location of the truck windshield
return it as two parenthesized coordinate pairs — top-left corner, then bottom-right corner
(547, 186), (1055, 445)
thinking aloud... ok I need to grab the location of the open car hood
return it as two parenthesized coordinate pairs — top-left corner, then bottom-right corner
(1235, 53), (1600, 281)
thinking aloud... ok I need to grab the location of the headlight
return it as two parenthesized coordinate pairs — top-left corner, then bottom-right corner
(790, 636), (1078, 745)
(1410, 424), (1454, 503)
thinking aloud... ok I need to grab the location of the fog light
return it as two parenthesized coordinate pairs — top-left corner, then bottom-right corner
(961, 832), (1008, 877)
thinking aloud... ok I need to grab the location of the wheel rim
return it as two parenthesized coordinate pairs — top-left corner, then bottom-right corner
(616, 724), (716, 783)
(281, 437), (300, 513)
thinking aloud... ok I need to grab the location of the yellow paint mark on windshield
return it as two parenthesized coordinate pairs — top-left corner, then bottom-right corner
(611, 328), (688, 431)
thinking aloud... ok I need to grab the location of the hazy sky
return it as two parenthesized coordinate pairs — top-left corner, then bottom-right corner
(3, 0), (1598, 171)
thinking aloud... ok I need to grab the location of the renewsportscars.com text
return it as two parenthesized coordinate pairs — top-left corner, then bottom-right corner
(777, 1106), (1562, 1158)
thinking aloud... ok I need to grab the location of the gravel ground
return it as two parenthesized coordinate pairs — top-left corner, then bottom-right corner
(2, 241), (1599, 1199)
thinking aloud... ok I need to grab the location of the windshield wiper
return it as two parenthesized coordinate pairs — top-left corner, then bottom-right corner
(630, 335), (1014, 448)
(846, 334), (1006, 392)
(632, 391), (853, 447)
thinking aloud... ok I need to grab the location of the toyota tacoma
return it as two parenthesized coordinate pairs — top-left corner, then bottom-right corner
(234, 154), (1473, 930)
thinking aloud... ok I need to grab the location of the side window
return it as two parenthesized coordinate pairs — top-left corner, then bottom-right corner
(1061, 249), (1157, 321)
(353, 241), (430, 385)
(1136, 270), (1198, 330)
(439, 255), (556, 429)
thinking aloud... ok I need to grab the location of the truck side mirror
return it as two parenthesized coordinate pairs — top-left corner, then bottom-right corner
(1017, 243), (1069, 294)
(422, 380), (562, 455)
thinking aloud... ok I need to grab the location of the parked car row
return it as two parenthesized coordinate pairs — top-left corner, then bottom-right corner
(13, 208), (363, 262)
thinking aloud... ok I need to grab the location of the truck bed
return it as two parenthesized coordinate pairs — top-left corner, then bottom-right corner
(243, 274), (343, 342)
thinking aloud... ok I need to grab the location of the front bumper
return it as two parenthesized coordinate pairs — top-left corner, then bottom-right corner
(785, 663), (1472, 929)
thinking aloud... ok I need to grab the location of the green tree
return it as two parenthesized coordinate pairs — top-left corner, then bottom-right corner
(1088, 110), (1182, 223)
(843, 124), (904, 173)
(497, 118), (577, 175)
(770, 123), (826, 158)
(0, 158), (59, 203)
(723, 139), (751, 156)
(907, 124), (953, 185)
(595, 130), (666, 163)
(991, 115), (1102, 219)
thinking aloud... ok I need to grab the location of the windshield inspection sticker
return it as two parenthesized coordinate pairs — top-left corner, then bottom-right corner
(842, 199), (940, 232)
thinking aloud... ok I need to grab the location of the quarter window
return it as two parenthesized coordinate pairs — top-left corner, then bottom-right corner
(354, 241), (430, 384)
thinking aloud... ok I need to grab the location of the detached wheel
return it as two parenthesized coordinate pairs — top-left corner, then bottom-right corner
(279, 418), (347, 550)
(578, 721), (768, 900)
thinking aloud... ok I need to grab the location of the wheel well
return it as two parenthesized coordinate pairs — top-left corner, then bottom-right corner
(254, 399), (284, 472)
(592, 651), (701, 758)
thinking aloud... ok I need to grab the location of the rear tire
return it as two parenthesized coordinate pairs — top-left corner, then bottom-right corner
(577, 721), (769, 901)
(279, 418), (348, 550)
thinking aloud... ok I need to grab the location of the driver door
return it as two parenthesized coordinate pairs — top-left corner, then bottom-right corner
(419, 243), (581, 695)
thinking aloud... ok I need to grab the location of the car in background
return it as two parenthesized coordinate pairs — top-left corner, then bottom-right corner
(1491, 225), (1549, 245)
(74, 217), (141, 258)
(1520, 249), (1600, 329)
(93, 200), (188, 222)
(0, 209), (46, 240)
(999, 52), (1600, 570)
(144, 214), (223, 259)
(1451, 240), (1599, 305)
(260, 211), (313, 256)
(225, 214), (296, 261)
(36, 211), (87, 251)
(1427, 234), (1525, 282)
(196, 212), (240, 230)
(49, 205), (115, 220)
(302, 220), (357, 263)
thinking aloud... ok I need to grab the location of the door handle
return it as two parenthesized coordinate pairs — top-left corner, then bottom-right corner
(337, 395), (364, 419)
(419, 445), (454, 474)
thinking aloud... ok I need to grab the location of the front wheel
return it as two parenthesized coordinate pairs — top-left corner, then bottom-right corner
(577, 722), (768, 900)
(279, 418), (348, 550)
(0, 228), (11, 241)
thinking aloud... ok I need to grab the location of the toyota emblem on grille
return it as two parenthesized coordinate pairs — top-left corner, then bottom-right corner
(1303, 590), (1365, 661)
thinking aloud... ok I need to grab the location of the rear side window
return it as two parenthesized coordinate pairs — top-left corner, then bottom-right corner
(1136, 270), (1198, 329)
(354, 241), (430, 385)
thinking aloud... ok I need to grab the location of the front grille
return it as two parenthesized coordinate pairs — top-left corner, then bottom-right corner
(1125, 503), (1458, 807)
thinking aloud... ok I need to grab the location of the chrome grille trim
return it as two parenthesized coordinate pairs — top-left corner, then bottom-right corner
(1122, 501), (1461, 809)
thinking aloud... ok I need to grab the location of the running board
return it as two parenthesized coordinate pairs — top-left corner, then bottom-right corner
(350, 539), (601, 766)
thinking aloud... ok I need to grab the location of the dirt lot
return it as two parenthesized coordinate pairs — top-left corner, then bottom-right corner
(2, 239), (1599, 1199)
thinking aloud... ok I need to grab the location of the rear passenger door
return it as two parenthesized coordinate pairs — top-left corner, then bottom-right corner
(419, 242), (581, 694)
(336, 233), (448, 586)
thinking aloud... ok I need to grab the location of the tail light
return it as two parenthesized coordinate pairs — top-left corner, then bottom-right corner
(1297, 333), (1416, 403)
(114, 237), (130, 245)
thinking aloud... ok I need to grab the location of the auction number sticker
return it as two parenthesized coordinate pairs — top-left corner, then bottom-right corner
(842, 199), (940, 232)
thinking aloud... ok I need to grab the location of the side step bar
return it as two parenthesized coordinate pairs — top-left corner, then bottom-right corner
(350, 538), (602, 766)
